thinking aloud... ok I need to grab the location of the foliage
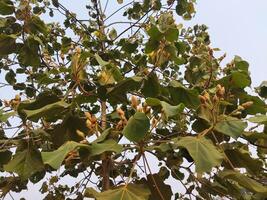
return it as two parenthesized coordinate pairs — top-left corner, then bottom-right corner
(0, 0), (266, 199)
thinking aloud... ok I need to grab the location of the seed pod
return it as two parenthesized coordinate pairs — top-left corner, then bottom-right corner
(237, 105), (245, 111)
(152, 118), (158, 127)
(203, 91), (210, 101)
(75, 46), (82, 54)
(241, 101), (254, 109)
(91, 115), (97, 124)
(116, 107), (125, 116)
(86, 119), (92, 129)
(131, 95), (138, 109)
(199, 95), (206, 104)
(85, 112), (92, 119)
(212, 95), (219, 103)
(76, 130), (85, 138)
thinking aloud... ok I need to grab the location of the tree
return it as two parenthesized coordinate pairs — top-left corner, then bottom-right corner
(0, 0), (266, 199)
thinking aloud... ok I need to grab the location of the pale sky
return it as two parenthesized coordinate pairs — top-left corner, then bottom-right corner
(2, 1), (267, 199)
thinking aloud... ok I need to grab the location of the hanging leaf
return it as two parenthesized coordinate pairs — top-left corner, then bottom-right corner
(23, 100), (71, 122)
(215, 115), (247, 139)
(224, 148), (263, 175)
(85, 184), (150, 200)
(108, 28), (117, 40)
(169, 80), (200, 109)
(18, 37), (41, 67)
(95, 54), (109, 66)
(141, 72), (160, 97)
(256, 81), (267, 98)
(42, 141), (89, 169)
(248, 115), (267, 124)
(0, 34), (16, 56)
(173, 136), (224, 173)
(146, 98), (184, 119)
(219, 170), (267, 194)
(146, 174), (172, 200)
(4, 149), (44, 180)
(122, 112), (150, 142)
(0, 0), (15, 15)
(89, 139), (123, 156)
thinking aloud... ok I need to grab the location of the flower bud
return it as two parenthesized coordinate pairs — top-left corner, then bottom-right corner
(116, 107), (125, 116)
(241, 101), (254, 109)
(131, 95), (138, 109)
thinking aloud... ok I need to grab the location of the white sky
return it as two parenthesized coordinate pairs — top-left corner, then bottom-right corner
(2, 0), (267, 199)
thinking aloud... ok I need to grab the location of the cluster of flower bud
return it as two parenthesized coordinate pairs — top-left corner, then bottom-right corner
(3, 94), (21, 110)
(116, 108), (127, 130)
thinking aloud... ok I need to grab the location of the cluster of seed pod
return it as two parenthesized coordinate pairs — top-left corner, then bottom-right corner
(85, 112), (98, 135)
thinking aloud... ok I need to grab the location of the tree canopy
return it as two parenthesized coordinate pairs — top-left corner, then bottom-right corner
(0, 0), (266, 199)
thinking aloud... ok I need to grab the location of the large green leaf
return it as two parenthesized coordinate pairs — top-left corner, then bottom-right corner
(23, 100), (70, 122)
(85, 184), (150, 200)
(4, 149), (44, 180)
(42, 141), (89, 169)
(169, 80), (200, 109)
(122, 112), (150, 142)
(89, 139), (123, 156)
(0, 0), (14, 15)
(215, 115), (247, 139)
(0, 34), (16, 56)
(146, 98), (184, 119)
(174, 136), (224, 173)
(219, 170), (267, 194)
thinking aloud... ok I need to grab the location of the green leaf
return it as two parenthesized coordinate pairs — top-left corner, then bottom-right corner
(122, 112), (150, 142)
(23, 100), (71, 122)
(28, 16), (47, 34)
(141, 72), (160, 97)
(146, 98), (184, 119)
(90, 139), (122, 156)
(4, 149), (44, 180)
(174, 136), (224, 173)
(224, 148), (263, 175)
(42, 141), (89, 169)
(0, 0), (15, 15)
(214, 115), (247, 139)
(146, 174), (172, 200)
(219, 170), (267, 194)
(5, 69), (16, 85)
(0, 34), (16, 56)
(165, 28), (179, 42)
(248, 115), (267, 124)
(18, 37), (41, 67)
(93, 128), (112, 143)
(0, 150), (12, 166)
(95, 54), (109, 66)
(0, 109), (15, 123)
(256, 81), (267, 98)
(169, 80), (200, 109)
(218, 71), (251, 89)
(85, 184), (150, 200)
(108, 28), (117, 40)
